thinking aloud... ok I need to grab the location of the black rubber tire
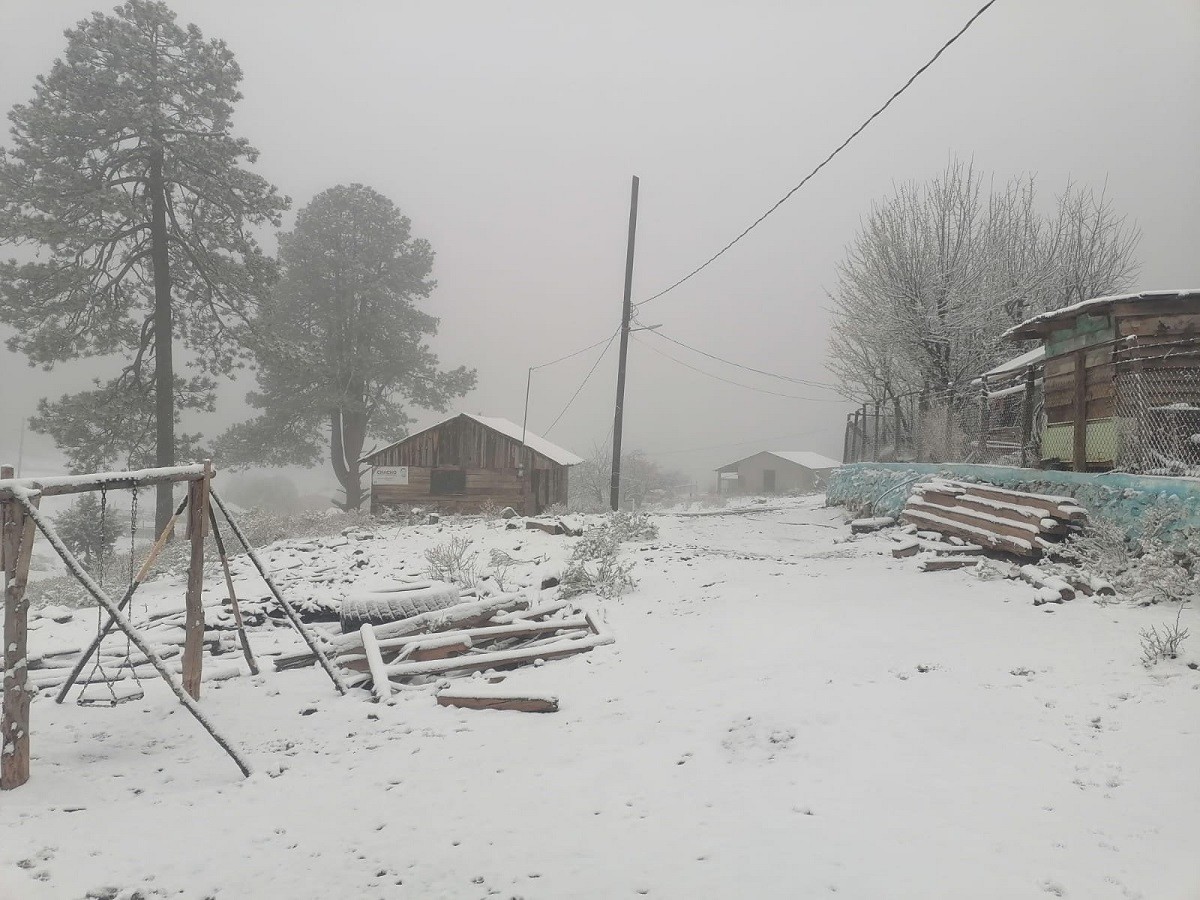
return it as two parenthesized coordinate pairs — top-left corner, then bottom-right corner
(339, 580), (461, 632)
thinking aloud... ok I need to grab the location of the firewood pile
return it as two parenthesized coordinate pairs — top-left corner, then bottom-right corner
(275, 589), (612, 711)
(900, 480), (1087, 558)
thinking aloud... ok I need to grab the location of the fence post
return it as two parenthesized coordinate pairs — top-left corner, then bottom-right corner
(1020, 366), (1036, 468)
(893, 394), (904, 460)
(979, 376), (990, 460)
(917, 389), (929, 461)
(859, 404), (868, 461)
(943, 386), (955, 461)
(872, 400), (881, 462)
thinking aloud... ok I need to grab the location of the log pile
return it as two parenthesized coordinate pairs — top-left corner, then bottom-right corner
(901, 480), (1086, 558)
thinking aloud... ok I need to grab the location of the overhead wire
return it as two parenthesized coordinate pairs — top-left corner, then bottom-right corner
(632, 334), (845, 402)
(639, 325), (842, 390)
(634, 0), (1000, 308)
(543, 329), (620, 436)
(530, 327), (621, 371)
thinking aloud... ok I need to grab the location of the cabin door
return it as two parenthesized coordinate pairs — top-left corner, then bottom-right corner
(763, 469), (776, 493)
(531, 469), (546, 513)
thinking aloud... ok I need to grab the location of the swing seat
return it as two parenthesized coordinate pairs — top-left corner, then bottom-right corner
(76, 677), (145, 707)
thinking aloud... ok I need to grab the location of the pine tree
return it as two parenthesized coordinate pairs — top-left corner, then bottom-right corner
(0, 0), (288, 530)
(218, 184), (475, 510)
(55, 494), (122, 581)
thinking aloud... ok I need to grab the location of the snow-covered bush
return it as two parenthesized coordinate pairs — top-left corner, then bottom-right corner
(558, 510), (654, 601)
(1051, 508), (1200, 605)
(1139, 607), (1190, 666)
(424, 535), (480, 588)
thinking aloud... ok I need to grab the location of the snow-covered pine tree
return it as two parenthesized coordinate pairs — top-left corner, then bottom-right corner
(217, 184), (475, 511)
(0, 0), (288, 530)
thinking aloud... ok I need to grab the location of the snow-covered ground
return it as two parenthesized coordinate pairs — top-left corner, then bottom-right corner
(3, 497), (1198, 899)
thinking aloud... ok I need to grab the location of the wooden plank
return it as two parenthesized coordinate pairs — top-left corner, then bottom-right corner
(900, 508), (1039, 557)
(916, 490), (1049, 527)
(1112, 299), (1200, 319)
(383, 631), (613, 679)
(917, 557), (979, 572)
(436, 692), (559, 713)
(906, 497), (1040, 539)
(358, 624), (392, 703)
(1, 470), (36, 790)
(950, 484), (1086, 521)
(1072, 351), (1087, 471)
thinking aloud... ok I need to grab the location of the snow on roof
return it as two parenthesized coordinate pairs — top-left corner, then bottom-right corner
(1004, 289), (1200, 340)
(717, 450), (841, 472)
(461, 414), (583, 466)
(970, 345), (1046, 385)
(362, 413), (583, 467)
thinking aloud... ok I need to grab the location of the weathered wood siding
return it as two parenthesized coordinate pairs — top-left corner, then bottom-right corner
(367, 415), (570, 515)
(1038, 301), (1200, 470)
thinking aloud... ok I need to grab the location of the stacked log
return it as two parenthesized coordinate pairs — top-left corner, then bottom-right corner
(901, 480), (1086, 558)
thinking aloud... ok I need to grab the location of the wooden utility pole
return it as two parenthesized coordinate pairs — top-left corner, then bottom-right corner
(609, 175), (640, 512)
(2, 464), (37, 789)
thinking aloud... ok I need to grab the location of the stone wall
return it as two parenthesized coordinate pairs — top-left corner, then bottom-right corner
(827, 462), (1200, 535)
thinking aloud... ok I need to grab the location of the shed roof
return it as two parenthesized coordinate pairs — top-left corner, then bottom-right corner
(716, 449), (841, 473)
(1004, 289), (1200, 341)
(361, 412), (583, 467)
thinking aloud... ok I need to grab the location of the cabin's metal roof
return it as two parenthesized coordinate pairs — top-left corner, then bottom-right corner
(361, 413), (583, 467)
(716, 449), (841, 472)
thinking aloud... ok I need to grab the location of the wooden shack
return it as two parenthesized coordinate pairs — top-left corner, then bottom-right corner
(361, 413), (582, 515)
(1005, 289), (1200, 472)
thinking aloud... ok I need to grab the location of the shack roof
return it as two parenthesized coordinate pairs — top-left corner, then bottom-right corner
(361, 413), (583, 467)
(1004, 289), (1200, 341)
(716, 450), (841, 473)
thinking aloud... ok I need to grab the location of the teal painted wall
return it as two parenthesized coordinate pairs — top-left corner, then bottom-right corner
(827, 462), (1200, 535)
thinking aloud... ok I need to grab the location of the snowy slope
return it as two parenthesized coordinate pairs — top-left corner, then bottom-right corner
(2, 498), (1197, 899)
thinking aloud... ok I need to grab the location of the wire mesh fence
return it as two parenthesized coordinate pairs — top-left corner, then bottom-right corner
(1113, 350), (1200, 477)
(843, 368), (1042, 467)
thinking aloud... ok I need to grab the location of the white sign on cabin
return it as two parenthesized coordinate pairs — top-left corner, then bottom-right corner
(719, 472), (739, 481)
(372, 466), (409, 486)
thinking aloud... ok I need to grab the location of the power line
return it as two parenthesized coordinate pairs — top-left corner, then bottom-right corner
(641, 425), (842, 457)
(544, 330), (620, 436)
(642, 326), (841, 390)
(531, 327), (622, 371)
(632, 334), (846, 402)
(635, 0), (1000, 308)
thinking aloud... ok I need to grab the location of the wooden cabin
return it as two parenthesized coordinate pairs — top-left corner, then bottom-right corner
(715, 450), (841, 495)
(1005, 289), (1200, 473)
(361, 413), (582, 515)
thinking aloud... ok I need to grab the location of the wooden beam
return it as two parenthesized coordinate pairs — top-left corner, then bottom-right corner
(182, 461), (210, 700)
(2, 466), (37, 790)
(358, 624), (392, 703)
(0, 464), (212, 500)
(436, 692), (559, 713)
(207, 505), (258, 676)
(1072, 350), (1088, 471)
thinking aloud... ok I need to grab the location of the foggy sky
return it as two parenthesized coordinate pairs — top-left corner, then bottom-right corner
(1, 0), (1197, 492)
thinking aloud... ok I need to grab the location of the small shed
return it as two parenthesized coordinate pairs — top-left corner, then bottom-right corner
(1005, 289), (1200, 473)
(715, 450), (841, 495)
(361, 413), (582, 515)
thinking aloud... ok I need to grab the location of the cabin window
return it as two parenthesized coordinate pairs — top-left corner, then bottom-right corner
(430, 469), (467, 495)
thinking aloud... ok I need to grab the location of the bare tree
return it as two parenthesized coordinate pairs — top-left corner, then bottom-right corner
(827, 157), (1140, 402)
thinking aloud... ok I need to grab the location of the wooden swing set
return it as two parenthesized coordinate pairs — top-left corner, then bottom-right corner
(1, 461), (346, 790)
